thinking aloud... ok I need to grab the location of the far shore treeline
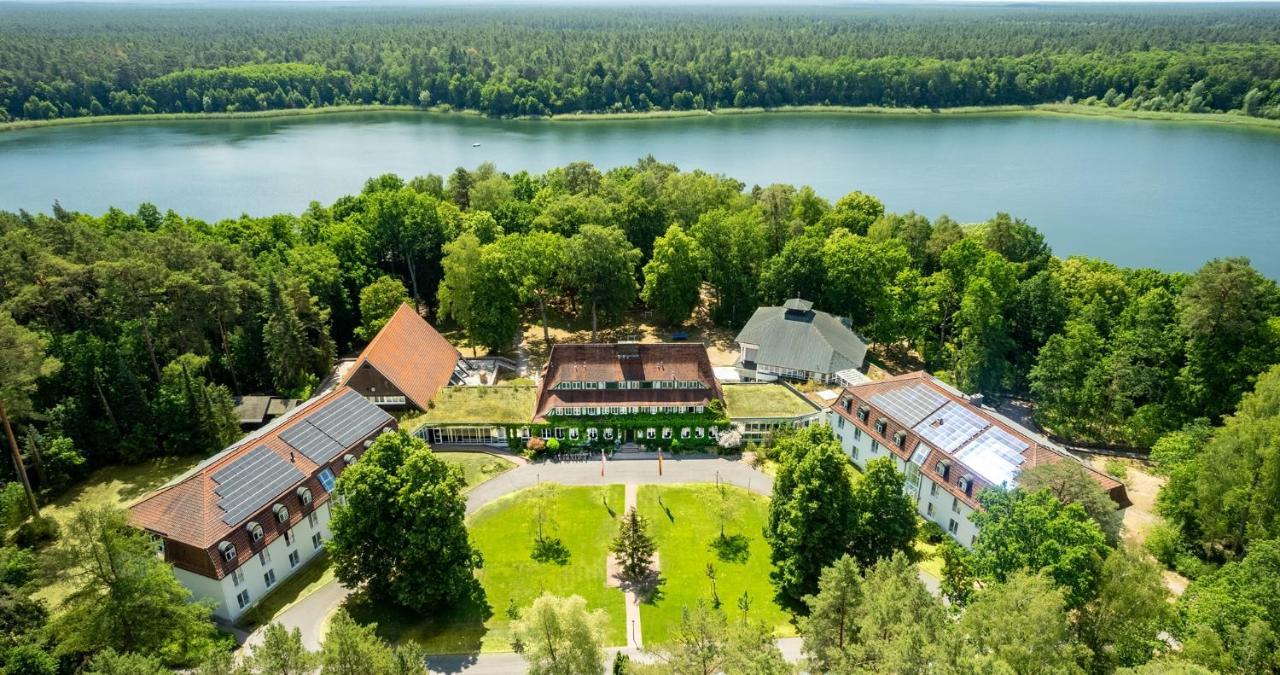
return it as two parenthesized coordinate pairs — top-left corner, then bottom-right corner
(2, 4), (1280, 124)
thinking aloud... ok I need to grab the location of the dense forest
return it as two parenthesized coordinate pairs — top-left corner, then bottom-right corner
(3, 4), (1280, 122)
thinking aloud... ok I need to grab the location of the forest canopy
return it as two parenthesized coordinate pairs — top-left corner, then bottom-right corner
(2, 4), (1280, 122)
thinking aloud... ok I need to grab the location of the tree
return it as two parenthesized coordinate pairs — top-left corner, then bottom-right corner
(320, 609), (410, 675)
(1078, 546), (1172, 672)
(510, 594), (607, 675)
(848, 553), (947, 675)
(691, 208), (767, 326)
(85, 649), (170, 674)
(800, 554), (863, 674)
(153, 353), (239, 457)
(263, 276), (335, 396)
(817, 191), (884, 236)
(51, 506), (222, 667)
(498, 231), (565, 347)
(356, 276), (410, 341)
(945, 571), (1088, 674)
(848, 457), (918, 568)
(610, 507), (656, 581)
(251, 623), (317, 675)
(4, 643), (58, 675)
(765, 426), (857, 610)
(327, 432), (483, 613)
(437, 233), (483, 351)
(566, 225), (641, 341)
(0, 311), (58, 518)
(723, 615), (790, 675)
(641, 224), (703, 326)
(438, 234), (519, 354)
(970, 487), (1108, 609)
(820, 229), (911, 340)
(652, 601), (729, 675)
(1176, 538), (1280, 674)
(1178, 258), (1279, 421)
(1018, 460), (1124, 546)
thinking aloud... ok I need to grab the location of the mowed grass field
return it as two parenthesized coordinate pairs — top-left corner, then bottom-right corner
(636, 484), (795, 644)
(348, 484), (627, 653)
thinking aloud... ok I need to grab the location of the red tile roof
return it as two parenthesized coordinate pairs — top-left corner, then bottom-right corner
(533, 343), (723, 422)
(343, 304), (461, 410)
(128, 386), (395, 578)
(830, 372), (1130, 511)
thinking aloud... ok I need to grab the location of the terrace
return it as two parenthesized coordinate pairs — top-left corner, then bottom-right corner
(722, 383), (819, 419)
(400, 385), (537, 432)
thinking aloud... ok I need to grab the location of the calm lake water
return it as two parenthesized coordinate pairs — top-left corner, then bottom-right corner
(2, 111), (1277, 278)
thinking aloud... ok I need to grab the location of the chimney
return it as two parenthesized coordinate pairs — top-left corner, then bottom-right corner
(968, 393), (985, 407)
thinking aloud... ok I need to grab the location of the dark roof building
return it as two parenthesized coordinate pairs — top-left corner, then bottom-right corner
(533, 343), (724, 422)
(342, 304), (463, 410)
(129, 386), (395, 620)
(734, 298), (869, 382)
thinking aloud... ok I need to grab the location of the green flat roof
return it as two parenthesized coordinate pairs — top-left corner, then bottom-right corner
(402, 385), (536, 429)
(722, 383), (819, 419)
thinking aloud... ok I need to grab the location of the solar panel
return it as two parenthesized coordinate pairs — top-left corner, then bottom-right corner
(280, 390), (393, 464)
(913, 402), (990, 454)
(870, 384), (949, 428)
(212, 445), (305, 526)
(956, 427), (1029, 486)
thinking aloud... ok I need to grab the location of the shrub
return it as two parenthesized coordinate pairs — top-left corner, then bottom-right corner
(11, 516), (60, 550)
(919, 520), (946, 545)
(1144, 521), (1184, 568)
(1175, 553), (1213, 580)
(0, 546), (37, 586)
(1104, 458), (1128, 480)
(546, 438), (560, 453)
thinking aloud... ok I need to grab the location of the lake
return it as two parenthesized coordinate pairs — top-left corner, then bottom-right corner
(2, 110), (1277, 278)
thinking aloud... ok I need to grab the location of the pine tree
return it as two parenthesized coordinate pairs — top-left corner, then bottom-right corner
(610, 507), (656, 581)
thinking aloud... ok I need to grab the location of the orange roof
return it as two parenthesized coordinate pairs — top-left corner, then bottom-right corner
(343, 304), (461, 410)
(533, 343), (723, 421)
(129, 386), (394, 551)
(831, 372), (1130, 510)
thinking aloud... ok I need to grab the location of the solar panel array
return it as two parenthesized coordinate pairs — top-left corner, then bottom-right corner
(280, 390), (393, 464)
(955, 427), (1029, 486)
(913, 402), (990, 454)
(212, 445), (306, 526)
(870, 383), (948, 428)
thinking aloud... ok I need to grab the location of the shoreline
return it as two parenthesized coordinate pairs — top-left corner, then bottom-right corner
(4, 102), (1280, 133)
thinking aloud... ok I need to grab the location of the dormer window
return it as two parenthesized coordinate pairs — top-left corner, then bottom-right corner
(247, 522), (264, 543)
(874, 418), (887, 435)
(960, 475), (975, 497)
(893, 431), (906, 448)
(297, 487), (313, 506)
(219, 541), (237, 562)
(841, 397), (853, 412)
(273, 503), (289, 524)
(856, 406), (869, 422)
(937, 460), (951, 482)
(344, 453), (357, 465)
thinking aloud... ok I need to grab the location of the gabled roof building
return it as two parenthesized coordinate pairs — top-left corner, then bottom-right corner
(129, 386), (396, 621)
(342, 303), (464, 410)
(734, 298), (869, 383)
(827, 371), (1129, 548)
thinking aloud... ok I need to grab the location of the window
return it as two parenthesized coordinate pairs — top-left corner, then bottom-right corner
(851, 443), (859, 459)
(948, 519), (959, 535)
(930, 482), (939, 497)
(893, 431), (906, 448)
(220, 541), (237, 562)
(312, 532), (323, 551)
(284, 529), (295, 547)
(926, 503), (935, 517)
(856, 406), (869, 422)
(263, 570), (277, 588)
(871, 440), (880, 454)
(231, 568), (245, 587)
(971, 535), (977, 547)
(951, 497), (961, 514)
(308, 511), (319, 529)
(297, 487), (313, 506)
(837, 416), (845, 429)
(236, 590), (251, 610)
(259, 549), (271, 566)
(853, 427), (862, 441)
(273, 503), (289, 524)
(317, 468), (336, 492)
(874, 419), (887, 435)
(289, 550), (301, 568)
(938, 461), (951, 482)
(247, 522), (264, 543)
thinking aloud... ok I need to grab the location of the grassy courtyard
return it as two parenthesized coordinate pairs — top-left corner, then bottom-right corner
(436, 451), (516, 491)
(347, 484), (627, 653)
(636, 484), (795, 644)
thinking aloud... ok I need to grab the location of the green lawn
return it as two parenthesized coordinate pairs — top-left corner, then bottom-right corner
(401, 386), (536, 431)
(636, 484), (795, 644)
(32, 454), (208, 608)
(345, 484), (627, 653)
(436, 451), (516, 491)
(722, 384), (817, 419)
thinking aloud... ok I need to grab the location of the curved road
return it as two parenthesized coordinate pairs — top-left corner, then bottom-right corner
(251, 455), (773, 657)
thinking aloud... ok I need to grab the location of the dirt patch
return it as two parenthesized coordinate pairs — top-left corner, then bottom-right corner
(1087, 457), (1162, 548)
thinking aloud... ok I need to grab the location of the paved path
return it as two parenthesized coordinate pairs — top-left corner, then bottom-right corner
(621, 483), (643, 650)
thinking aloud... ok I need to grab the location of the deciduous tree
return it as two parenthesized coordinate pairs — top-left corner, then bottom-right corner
(510, 594), (607, 675)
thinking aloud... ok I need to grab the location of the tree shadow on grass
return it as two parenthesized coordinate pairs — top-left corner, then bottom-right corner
(626, 568), (667, 606)
(710, 534), (750, 564)
(530, 536), (571, 565)
(342, 588), (492, 661)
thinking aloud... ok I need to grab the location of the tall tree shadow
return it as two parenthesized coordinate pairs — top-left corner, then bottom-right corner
(709, 534), (750, 563)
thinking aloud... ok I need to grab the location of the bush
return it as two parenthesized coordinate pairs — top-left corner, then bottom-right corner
(0, 546), (37, 587)
(919, 520), (946, 545)
(3, 644), (57, 675)
(1175, 553), (1214, 580)
(1144, 521), (1184, 568)
(525, 436), (546, 459)
(11, 516), (60, 550)
(1104, 458), (1128, 480)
